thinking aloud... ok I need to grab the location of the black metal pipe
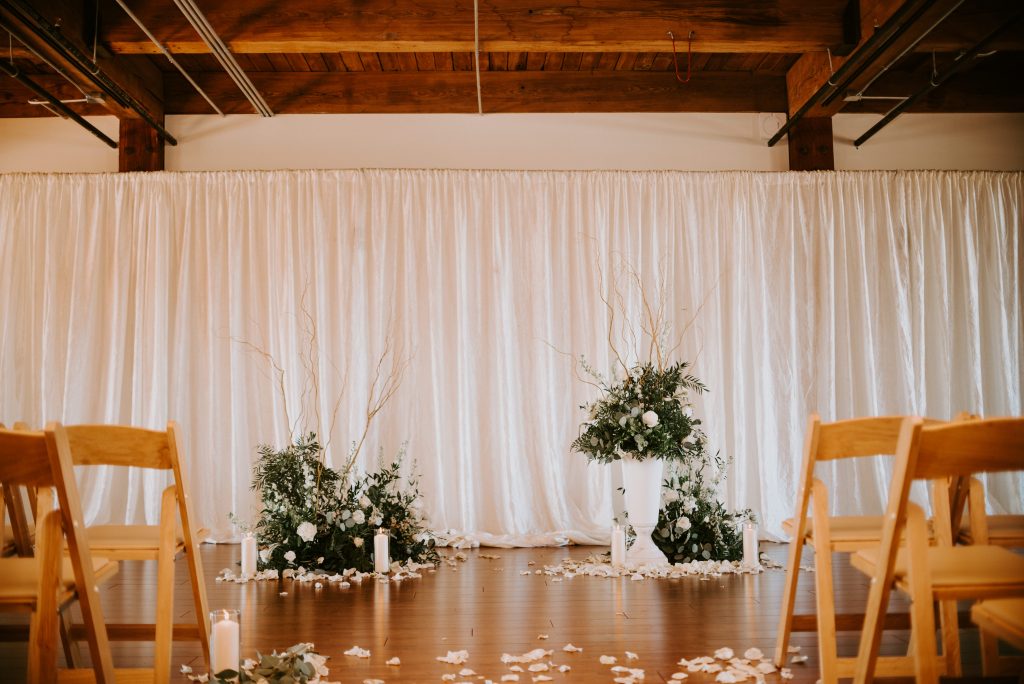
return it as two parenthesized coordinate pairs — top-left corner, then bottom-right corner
(767, 0), (936, 148)
(0, 59), (117, 148)
(854, 13), (1023, 147)
(0, 0), (178, 145)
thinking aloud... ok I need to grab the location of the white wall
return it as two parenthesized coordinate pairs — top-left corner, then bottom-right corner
(1, 112), (1022, 172)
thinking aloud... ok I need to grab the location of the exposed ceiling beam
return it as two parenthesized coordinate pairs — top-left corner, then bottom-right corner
(160, 71), (787, 115)
(99, 0), (857, 55)
(0, 0), (163, 122)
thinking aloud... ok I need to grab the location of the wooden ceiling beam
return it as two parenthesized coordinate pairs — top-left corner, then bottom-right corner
(158, 70), (787, 114)
(0, 0), (163, 121)
(99, 0), (855, 55)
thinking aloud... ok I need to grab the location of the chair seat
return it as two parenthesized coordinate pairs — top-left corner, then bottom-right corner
(0, 556), (118, 606)
(960, 514), (1024, 545)
(85, 525), (184, 554)
(783, 515), (886, 544)
(971, 598), (1024, 650)
(852, 545), (1024, 599)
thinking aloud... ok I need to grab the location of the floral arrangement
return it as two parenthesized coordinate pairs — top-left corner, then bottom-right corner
(205, 643), (330, 683)
(251, 434), (438, 573)
(571, 360), (707, 463)
(654, 452), (753, 563)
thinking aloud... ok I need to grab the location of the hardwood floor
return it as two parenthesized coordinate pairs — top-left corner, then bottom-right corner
(0, 542), (996, 682)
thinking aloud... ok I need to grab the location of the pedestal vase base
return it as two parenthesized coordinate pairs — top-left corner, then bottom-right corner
(627, 525), (668, 567)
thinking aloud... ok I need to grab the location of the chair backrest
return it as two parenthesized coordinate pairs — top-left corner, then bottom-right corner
(813, 415), (907, 461)
(0, 423), (116, 679)
(64, 422), (201, 545)
(64, 425), (173, 469)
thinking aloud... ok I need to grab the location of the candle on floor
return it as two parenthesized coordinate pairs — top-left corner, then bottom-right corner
(742, 521), (759, 568)
(611, 524), (626, 568)
(240, 533), (257, 577)
(209, 609), (240, 679)
(374, 528), (390, 574)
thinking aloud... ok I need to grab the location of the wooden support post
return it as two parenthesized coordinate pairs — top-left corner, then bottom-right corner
(788, 117), (834, 171)
(119, 117), (165, 172)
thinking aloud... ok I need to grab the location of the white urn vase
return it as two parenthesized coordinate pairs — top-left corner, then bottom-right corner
(620, 454), (668, 567)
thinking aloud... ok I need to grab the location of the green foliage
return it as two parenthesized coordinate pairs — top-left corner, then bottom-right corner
(252, 435), (438, 573)
(653, 452), (754, 563)
(572, 361), (708, 464)
(212, 642), (326, 683)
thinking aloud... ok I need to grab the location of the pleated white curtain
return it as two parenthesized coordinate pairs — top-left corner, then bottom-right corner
(0, 170), (1021, 543)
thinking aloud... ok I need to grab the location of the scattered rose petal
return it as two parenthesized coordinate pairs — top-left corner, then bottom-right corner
(786, 646), (801, 654)
(562, 644), (582, 653)
(600, 655), (617, 665)
(363, 680), (384, 684)
(537, 634), (548, 640)
(790, 654), (808, 664)
(780, 668), (794, 680)
(442, 675), (456, 682)
(714, 648), (734, 660)
(625, 651), (639, 660)
(437, 650), (471, 665)
(533, 677), (553, 683)
(671, 673), (689, 680)
(558, 665), (571, 673)
(344, 645), (371, 658)
(510, 665), (524, 672)
(179, 664), (192, 674)
(459, 668), (477, 676)
(279, 591), (288, 596)
(314, 582), (323, 589)
(743, 648), (763, 661)
(501, 676), (520, 682)
(756, 661), (776, 674)
(386, 657), (401, 666)
(715, 673), (741, 683)
(527, 663), (549, 672)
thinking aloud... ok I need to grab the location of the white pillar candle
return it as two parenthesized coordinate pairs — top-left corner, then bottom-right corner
(742, 521), (760, 569)
(374, 528), (390, 574)
(610, 524), (626, 568)
(240, 534), (257, 577)
(209, 609), (240, 678)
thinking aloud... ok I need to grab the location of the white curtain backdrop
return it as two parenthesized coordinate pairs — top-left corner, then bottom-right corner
(1, 170), (1021, 543)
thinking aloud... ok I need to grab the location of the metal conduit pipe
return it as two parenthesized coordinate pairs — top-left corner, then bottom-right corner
(767, 0), (937, 148)
(110, 0), (223, 116)
(170, 0), (272, 117)
(854, 13), (1022, 147)
(0, 0), (178, 144)
(0, 59), (117, 147)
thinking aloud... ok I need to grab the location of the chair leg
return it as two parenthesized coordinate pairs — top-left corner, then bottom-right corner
(154, 488), (177, 684)
(906, 505), (939, 683)
(185, 533), (211, 668)
(938, 599), (961, 676)
(58, 607), (81, 667)
(772, 532), (806, 667)
(810, 482), (839, 684)
(979, 631), (1001, 675)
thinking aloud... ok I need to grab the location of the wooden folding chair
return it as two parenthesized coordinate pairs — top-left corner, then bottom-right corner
(0, 423), (120, 683)
(2, 422), (35, 557)
(772, 414), (940, 681)
(64, 422), (211, 680)
(853, 417), (1024, 683)
(971, 598), (1024, 677)
(957, 476), (1024, 547)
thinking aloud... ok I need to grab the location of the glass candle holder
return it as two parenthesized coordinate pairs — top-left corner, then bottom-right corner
(374, 528), (391, 574)
(210, 609), (240, 679)
(610, 524), (626, 568)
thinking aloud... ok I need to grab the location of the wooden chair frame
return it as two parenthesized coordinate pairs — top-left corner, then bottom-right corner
(853, 417), (1024, 683)
(64, 421), (211, 679)
(0, 423), (118, 683)
(773, 414), (934, 681)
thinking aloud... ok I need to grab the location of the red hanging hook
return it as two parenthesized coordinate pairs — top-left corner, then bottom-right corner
(668, 30), (694, 84)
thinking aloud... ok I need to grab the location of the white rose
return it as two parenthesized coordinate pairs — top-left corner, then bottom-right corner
(341, 509), (351, 520)
(663, 489), (680, 503)
(682, 496), (697, 513)
(359, 495), (372, 508)
(353, 537), (364, 548)
(370, 516), (383, 527)
(683, 433), (698, 444)
(284, 550), (296, 563)
(296, 521), (317, 542)
(259, 549), (271, 562)
(352, 510), (366, 524)
(676, 516), (692, 532)
(683, 407), (694, 418)
(641, 410), (659, 428)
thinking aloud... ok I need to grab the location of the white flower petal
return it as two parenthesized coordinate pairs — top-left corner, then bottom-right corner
(742, 648), (763, 661)
(790, 654), (808, 664)
(386, 657), (401, 666)
(501, 676), (520, 682)
(671, 674), (689, 680)
(600, 655), (617, 665)
(714, 647), (734, 660)
(343, 646), (371, 658)
(625, 651), (639, 660)
(780, 668), (794, 680)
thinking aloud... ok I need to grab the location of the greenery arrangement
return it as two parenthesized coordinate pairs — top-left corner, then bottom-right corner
(210, 642), (328, 683)
(654, 452), (754, 563)
(571, 360), (707, 463)
(251, 434), (438, 573)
